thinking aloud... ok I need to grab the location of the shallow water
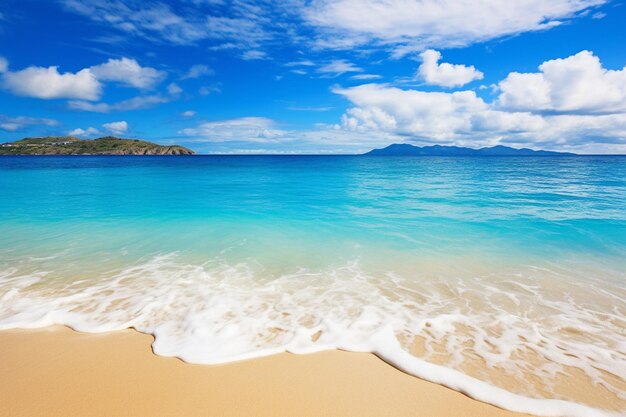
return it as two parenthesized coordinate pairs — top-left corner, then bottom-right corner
(0, 155), (625, 416)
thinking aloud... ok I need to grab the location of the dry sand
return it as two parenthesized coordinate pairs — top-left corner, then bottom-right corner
(0, 326), (530, 417)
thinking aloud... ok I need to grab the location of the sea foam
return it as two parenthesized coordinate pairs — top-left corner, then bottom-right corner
(0, 253), (624, 417)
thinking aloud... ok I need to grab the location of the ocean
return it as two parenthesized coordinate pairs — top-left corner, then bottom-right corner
(0, 155), (624, 416)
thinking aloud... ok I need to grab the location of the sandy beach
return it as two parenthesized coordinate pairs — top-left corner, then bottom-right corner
(0, 326), (532, 417)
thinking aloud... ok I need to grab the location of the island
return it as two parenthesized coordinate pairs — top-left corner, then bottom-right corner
(0, 136), (195, 155)
(365, 144), (575, 156)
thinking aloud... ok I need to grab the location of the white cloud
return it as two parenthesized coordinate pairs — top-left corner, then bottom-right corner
(199, 85), (221, 96)
(61, 0), (210, 45)
(1, 57), (170, 104)
(2, 66), (101, 100)
(285, 60), (316, 67)
(102, 121), (128, 135)
(332, 51), (626, 153)
(0, 57), (7, 73)
(89, 57), (165, 89)
(305, 0), (606, 55)
(417, 49), (483, 88)
(317, 59), (363, 77)
(68, 127), (100, 136)
(0, 123), (20, 132)
(182, 64), (214, 79)
(205, 15), (272, 48)
(497, 50), (626, 114)
(179, 117), (286, 142)
(69, 94), (171, 112)
(181, 110), (196, 117)
(58, 0), (607, 62)
(241, 50), (268, 60)
(167, 82), (183, 95)
(0, 115), (58, 131)
(61, 0), (283, 56)
(334, 83), (489, 139)
(351, 73), (382, 80)
(177, 116), (402, 154)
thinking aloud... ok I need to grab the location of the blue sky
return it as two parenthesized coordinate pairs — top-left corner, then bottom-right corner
(1, 0), (625, 154)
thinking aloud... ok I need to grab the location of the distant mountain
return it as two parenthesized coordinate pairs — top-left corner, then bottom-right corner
(365, 144), (575, 156)
(0, 136), (195, 155)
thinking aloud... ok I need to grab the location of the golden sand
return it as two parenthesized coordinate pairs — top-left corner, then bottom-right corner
(0, 326), (531, 417)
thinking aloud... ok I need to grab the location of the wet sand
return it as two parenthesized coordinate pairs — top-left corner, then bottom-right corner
(0, 326), (531, 417)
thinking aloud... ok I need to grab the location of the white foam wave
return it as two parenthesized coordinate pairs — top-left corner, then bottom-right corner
(0, 254), (624, 417)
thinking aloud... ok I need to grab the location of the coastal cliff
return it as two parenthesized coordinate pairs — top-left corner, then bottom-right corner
(0, 136), (195, 155)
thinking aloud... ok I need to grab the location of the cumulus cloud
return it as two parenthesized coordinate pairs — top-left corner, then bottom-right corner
(2, 66), (102, 100)
(181, 110), (196, 118)
(497, 50), (626, 114)
(179, 117), (286, 142)
(1, 57), (168, 102)
(306, 0), (606, 55)
(90, 57), (166, 89)
(335, 83), (490, 139)
(335, 84), (626, 151)
(68, 127), (100, 136)
(332, 51), (626, 153)
(417, 49), (483, 88)
(0, 57), (7, 73)
(180, 50), (623, 153)
(67, 68), (182, 113)
(102, 121), (128, 135)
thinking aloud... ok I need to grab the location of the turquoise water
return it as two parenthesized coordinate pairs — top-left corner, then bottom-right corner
(1, 156), (625, 416)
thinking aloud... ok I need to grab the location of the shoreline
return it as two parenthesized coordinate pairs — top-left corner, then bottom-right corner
(0, 326), (531, 417)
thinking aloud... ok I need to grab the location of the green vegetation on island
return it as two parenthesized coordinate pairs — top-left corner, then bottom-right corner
(0, 136), (195, 155)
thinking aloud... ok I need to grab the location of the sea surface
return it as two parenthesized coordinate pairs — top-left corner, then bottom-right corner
(0, 155), (625, 416)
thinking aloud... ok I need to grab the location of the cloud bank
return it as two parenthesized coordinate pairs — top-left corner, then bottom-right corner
(333, 51), (626, 153)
